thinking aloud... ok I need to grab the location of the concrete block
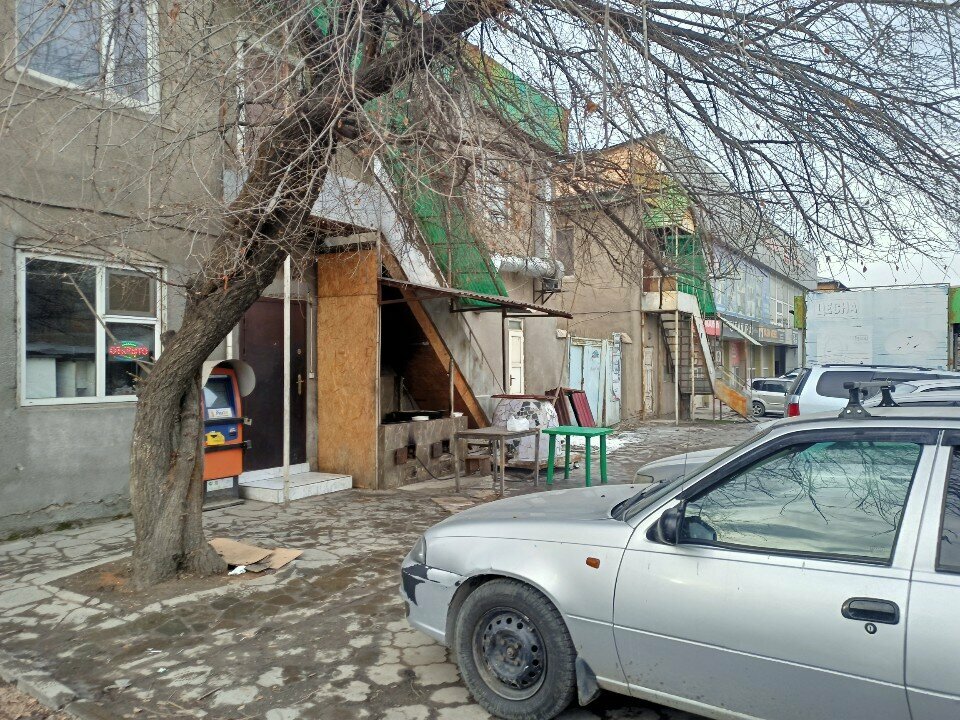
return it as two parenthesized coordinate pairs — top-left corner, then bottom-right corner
(17, 671), (77, 710)
(239, 472), (352, 503)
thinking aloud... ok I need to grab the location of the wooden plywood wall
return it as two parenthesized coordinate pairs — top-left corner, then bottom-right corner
(316, 250), (379, 488)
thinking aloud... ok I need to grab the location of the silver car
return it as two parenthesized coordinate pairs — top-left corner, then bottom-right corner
(401, 406), (960, 720)
(863, 380), (960, 407)
(750, 377), (790, 416)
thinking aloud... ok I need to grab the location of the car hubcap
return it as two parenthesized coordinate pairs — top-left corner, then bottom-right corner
(753, 403), (764, 416)
(473, 608), (546, 700)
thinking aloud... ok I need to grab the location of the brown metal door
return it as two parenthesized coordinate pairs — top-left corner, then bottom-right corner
(240, 298), (308, 471)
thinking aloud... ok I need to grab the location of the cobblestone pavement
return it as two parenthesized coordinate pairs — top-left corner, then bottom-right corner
(0, 420), (755, 720)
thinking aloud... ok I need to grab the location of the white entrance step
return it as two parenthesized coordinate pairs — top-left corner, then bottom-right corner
(239, 471), (352, 503)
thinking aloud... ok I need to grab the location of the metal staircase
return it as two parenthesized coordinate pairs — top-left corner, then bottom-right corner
(644, 275), (753, 419)
(660, 313), (714, 395)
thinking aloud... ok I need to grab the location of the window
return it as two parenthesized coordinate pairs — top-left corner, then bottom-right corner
(554, 225), (575, 276)
(817, 371), (942, 401)
(763, 382), (788, 393)
(16, 0), (157, 104)
(237, 42), (296, 167)
(680, 440), (922, 562)
(922, 384), (960, 392)
(19, 254), (162, 404)
(938, 449), (960, 573)
(476, 161), (510, 225)
(815, 370), (874, 399)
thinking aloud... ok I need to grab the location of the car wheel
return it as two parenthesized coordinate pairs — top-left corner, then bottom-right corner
(752, 401), (765, 417)
(455, 579), (576, 720)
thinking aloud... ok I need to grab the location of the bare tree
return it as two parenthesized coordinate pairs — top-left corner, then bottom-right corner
(4, 0), (959, 585)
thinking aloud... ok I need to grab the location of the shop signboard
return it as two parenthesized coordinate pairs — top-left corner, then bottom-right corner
(721, 316), (799, 346)
(806, 285), (948, 368)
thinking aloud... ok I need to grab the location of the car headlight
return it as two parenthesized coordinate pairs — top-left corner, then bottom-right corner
(634, 472), (656, 485)
(410, 535), (427, 565)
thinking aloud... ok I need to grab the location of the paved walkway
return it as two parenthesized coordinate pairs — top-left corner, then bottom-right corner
(0, 420), (755, 720)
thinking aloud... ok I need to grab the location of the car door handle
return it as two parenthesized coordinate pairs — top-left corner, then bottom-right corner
(842, 597), (900, 625)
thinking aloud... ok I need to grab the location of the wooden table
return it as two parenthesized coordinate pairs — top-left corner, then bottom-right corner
(541, 426), (614, 487)
(453, 426), (541, 496)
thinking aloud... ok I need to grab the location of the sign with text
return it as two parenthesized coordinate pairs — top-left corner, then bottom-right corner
(806, 285), (948, 368)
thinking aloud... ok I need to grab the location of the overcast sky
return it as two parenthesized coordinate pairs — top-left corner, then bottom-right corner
(821, 248), (960, 288)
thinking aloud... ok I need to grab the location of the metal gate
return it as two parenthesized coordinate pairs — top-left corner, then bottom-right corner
(568, 335), (622, 425)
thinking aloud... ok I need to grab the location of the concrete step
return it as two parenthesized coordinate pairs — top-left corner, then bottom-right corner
(239, 471), (352, 503)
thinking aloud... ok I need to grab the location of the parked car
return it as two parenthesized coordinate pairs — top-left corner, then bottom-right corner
(784, 364), (960, 416)
(779, 367), (802, 380)
(401, 399), (960, 720)
(750, 377), (790, 416)
(862, 378), (960, 406)
(633, 446), (730, 485)
(865, 389), (960, 408)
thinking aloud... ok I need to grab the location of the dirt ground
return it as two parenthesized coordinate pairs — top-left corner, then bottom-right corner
(0, 683), (70, 720)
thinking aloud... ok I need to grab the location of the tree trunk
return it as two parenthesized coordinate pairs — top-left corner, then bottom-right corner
(127, 0), (502, 588)
(130, 241), (288, 588)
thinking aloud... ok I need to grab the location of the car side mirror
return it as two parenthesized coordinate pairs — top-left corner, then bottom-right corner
(654, 502), (685, 545)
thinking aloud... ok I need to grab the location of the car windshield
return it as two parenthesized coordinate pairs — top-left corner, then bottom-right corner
(613, 427), (773, 521)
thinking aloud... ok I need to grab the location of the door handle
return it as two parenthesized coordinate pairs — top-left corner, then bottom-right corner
(842, 597), (900, 625)
(297, 373), (304, 396)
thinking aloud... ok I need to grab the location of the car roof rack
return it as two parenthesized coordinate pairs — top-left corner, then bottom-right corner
(839, 381), (899, 418)
(839, 382), (871, 419)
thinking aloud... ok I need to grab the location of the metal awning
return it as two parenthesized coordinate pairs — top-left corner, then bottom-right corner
(718, 314), (762, 346)
(379, 278), (572, 319)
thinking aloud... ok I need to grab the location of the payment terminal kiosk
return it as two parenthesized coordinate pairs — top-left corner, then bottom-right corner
(200, 360), (255, 506)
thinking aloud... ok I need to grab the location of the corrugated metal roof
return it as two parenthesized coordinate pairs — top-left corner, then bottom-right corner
(379, 278), (572, 319)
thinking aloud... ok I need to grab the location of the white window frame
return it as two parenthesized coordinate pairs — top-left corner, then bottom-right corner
(17, 251), (166, 406)
(477, 160), (510, 225)
(235, 34), (304, 164)
(554, 224), (576, 278)
(14, 0), (161, 109)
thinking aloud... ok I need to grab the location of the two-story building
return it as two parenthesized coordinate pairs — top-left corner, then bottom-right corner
(0, 1), (572, 535)
(710, 236), (816, 382)
(553, 136), (816, 421)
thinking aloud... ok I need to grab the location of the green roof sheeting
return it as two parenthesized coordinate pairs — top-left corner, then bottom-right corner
(465, 53), (567, 152)
(642, 185), (689, 229)
(384, 155), (507, 306)
(310, 7), (568, 302)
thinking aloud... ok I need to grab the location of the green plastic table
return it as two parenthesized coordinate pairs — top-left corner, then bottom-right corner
(541, 426), (615, 487)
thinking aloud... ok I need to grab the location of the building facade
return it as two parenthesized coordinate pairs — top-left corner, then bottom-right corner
(0, 1), (571, 535)
(553, 138), (817, 420)
(711, 241), (816, 382)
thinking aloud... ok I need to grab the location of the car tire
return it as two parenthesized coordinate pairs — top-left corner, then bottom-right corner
(752, 400), (765, 417)
(454, 579), (576, 720)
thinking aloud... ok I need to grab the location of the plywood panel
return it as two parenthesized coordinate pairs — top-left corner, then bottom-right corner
(317, 250), (380, 488)
(317, 250), (379, 297)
